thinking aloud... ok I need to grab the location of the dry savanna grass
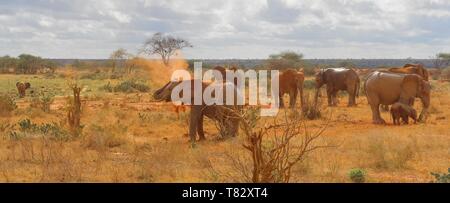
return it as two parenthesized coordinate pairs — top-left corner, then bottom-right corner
(0, 73), (449, 183)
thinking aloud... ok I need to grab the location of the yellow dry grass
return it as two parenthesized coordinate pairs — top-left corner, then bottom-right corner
(0, 74), (449, 183)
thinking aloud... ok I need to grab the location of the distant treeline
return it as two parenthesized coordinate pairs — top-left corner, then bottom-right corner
(51, 58), (438, 69)
(0, 54), (57, 74)
(189, 59), (438, 69)
(0, 56), (440, 74)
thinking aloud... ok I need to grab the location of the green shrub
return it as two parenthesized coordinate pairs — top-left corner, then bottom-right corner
(18, 119), (38, 132)
(30, 91), (55, 112)
(100, 80), (150, 93)
(431, 168), (450, 183)
(348, 168), (367, 183)
(0, 94), (17, 116)
(10, 119), (70, 141)
(100, 82), (113, 92)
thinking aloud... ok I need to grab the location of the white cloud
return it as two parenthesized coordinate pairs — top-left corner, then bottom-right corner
(0, 0), (449, 59)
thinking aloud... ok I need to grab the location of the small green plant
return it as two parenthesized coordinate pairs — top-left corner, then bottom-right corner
(348, 168), (367, 183)
(18, 118), (38, 132)
(0, 94), (17, 116)
(30, 91), (55, 112)
(431, 168), (450, 183)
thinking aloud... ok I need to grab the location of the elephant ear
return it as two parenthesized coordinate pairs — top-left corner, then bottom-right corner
(16, 82), (20, 87)
(25, 82), (31, 89)
(400, 74), (421, 100)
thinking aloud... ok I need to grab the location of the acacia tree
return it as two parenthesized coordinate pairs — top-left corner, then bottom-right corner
(109, 48), (131, 72)
(265, 51), (318, 76)
(141, 32), (192, 66)
(434, 53), (450, 69)
(267, 51), (304, 70)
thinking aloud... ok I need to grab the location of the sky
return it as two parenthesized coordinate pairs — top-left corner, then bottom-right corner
(0, 0), (449, 59)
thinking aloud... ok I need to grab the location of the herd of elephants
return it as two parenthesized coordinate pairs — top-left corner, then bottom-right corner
(15, 63), (430, 143)
(152, 63), (431, 143)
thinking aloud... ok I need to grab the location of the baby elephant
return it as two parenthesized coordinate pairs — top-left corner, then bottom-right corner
(390, 102), (417, 125)
(16, 82), (31, 98)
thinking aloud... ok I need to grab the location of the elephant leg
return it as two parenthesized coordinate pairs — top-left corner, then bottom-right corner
(403, 115), (409, 124)
(347, 87), (356, 107)
(327, 90), (333, 106)
(289, 90), (297, 109)
(331, 91), (338, 106)
(391, 113), (395, 125)
(197, 114), (206, 141)
(347, 91), (354, 107)
(188, 106), (202, 142)
(371, 103), (385, 124)
(299, 87), (304, 108)
(279, 94), (285, 108)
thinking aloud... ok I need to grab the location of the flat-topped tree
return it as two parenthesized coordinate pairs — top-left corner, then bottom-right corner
(438, 53), (450, 68)
(141, 32), (192, 66)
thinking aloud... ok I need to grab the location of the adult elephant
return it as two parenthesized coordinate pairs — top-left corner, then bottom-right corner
(153, 80), (241, 143)
(279, 69), (304, 109)
(380, 64), (429, 111)
(315, 68), (360, 106)
(16, 82), (31, 98)
(388, 63), (429, 81)
(365, 71), (430, 124)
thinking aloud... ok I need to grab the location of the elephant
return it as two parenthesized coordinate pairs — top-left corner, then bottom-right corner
(388, 63), (429, 81)
(365, 71), (430, 124)
(390, 102), (417, 125)
(278, 69), (304, 109)
(16, 82), (31, 98)
(315, 68), (360, 106)
(153, 80), (241, 143)
(380, 63), (430, 111)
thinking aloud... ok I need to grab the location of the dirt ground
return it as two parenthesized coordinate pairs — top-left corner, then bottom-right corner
(0, 74), (449, 183)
